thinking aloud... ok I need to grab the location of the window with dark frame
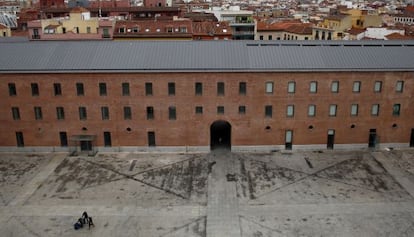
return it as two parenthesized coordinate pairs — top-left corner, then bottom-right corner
(122, 82), (130, 96)
(239, 82), (246, 95)
(265, 82), (274, 94)
(8, 83), (17, 96)
(351, 104), (358, 116)
(101, 106), (109, 120)
(168, 82), (175, 96)
(34, 106), (42, 120)
(396, 81), (404, 92)
(11, 107), (20, 120)
(54, 83), (62, 96)
(145, 82), (153, 96)
(76, 83), (84, 96)
(309, 81), (317, 93)
(239, 105), (246, 114)
(329, 104), (337, 117)
(103, 131), (112, 147)
(56, 107), (65, 120)
(287, 81), (295, 93)
(123, 106), (132, 120)
(195, 82), (202, 95)
(393, 104), (400, 116)
(99, 83), (107, 96)
(374, 81), (382, 93)
(59, 131), (68, 147)
(147, 106), (154, 120)
(331, 81), (339, 93)
(287, 105), (294, 117)
(31, 83), (39, 96)
(16, 132), (24, 147)
(217, 82), (225, 96)
(371, 104), (379, 116)
(265, 105), (272, 118)
(217, 106), (224, 114)
(308, 105), (316, 117)
(352, 81), (361, 93)
(195, 106), (203, 114)
(79, 107), (87, 120)
(169, 106), (176, 120)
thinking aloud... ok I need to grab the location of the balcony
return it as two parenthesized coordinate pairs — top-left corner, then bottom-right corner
(31, 35), (41, 39)
(102, 34), (111, 39)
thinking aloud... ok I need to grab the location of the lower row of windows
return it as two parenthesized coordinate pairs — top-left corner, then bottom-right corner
(10, 103), (403, 121)
(14, 128), (414, 149)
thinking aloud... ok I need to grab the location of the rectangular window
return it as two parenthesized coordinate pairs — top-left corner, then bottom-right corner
(99, 83), (107, 96)
(393, 104), (400, 116)
(34, 106), (42, 120)
(265, 105), (272, 118)
(122, 82), (130, 96)
(396, 81), (404, 92)
(217, 82), (225, 96)
(147, 106), (154, 120)
(101, 106), (109, 120)
(195, 106), (203, 114)
(331, 81), (339, 93)
(265, 82), (273, 94)
(309, 81), (317, 93)
(239, 105), (246, 114)
(288, 81), (295, 93)
(285, 130), (292, 150)
(148, 131), (156, 146)
(308, 105), (316, 117)
(8, 83), (17, 96)
(79, 107), (87, 120)
(103, 132), (112, 147)
(351, 104), (358, 116)
(11, 107), (20, 120)
(239, 82), (246, 95)
(168, 82), (175, 96)
(54, 83), (62, 96)
(16, 132), (24, 147)
(195, 82), (203, 95)
(124, 106), (132, 120)
(217, 106), (224, 114)
(371, 104), (379, 116)
(286, 105), (294, 117)
(145, 82), (153, 96)
(59, 131), (68, 147)
(353, 81), (361, 93)
(329, 104), (337, 117)
(31, 83), (39, 96)
(76, 83), (84, 96)
(56, 107), (65, 120)
(374, 81), (382, 92)
(169, 106), (176, 120)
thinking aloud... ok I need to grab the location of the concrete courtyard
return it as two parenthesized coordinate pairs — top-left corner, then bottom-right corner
(0, 149), (414, 236)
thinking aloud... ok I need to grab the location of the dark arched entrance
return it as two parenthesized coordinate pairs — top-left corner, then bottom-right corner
(210, 120), (231, 150)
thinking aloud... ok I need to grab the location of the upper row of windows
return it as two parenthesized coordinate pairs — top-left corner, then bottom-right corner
(7, 80), (405, 97)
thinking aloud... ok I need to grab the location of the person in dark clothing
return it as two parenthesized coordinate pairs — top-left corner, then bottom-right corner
(82, 211), (89, 224)
(88, 217), (95, 229)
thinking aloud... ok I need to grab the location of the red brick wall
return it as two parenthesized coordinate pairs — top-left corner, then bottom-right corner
(0, 71), (413, 148)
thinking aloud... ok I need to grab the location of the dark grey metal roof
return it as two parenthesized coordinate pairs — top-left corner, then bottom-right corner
(0, 40), (414, 73)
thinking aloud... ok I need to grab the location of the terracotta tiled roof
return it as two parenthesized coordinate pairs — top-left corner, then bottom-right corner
(192, 21), (232, 36)
(256, 20), (302, 31)
(285, 24), (313, 35)
(70, 7), (89, 13)
(0, 23), (8, 30)
(385, 32), (414, 40)
(346, 27), (366, 35)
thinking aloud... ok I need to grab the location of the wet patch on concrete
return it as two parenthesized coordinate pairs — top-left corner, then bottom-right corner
(0, 153), (50, 205)
(241, 212), (414, 237)
(235, 158), (309, 201)
(25, 154), (208, 206)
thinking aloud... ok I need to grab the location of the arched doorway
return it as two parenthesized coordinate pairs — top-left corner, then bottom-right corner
(210, 120), (231, 150)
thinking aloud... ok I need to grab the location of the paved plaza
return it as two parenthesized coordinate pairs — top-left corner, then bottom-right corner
(0, 149), (414, 236)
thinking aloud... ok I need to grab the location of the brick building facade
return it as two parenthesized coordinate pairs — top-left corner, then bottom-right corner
(1, 41), (413, 152)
